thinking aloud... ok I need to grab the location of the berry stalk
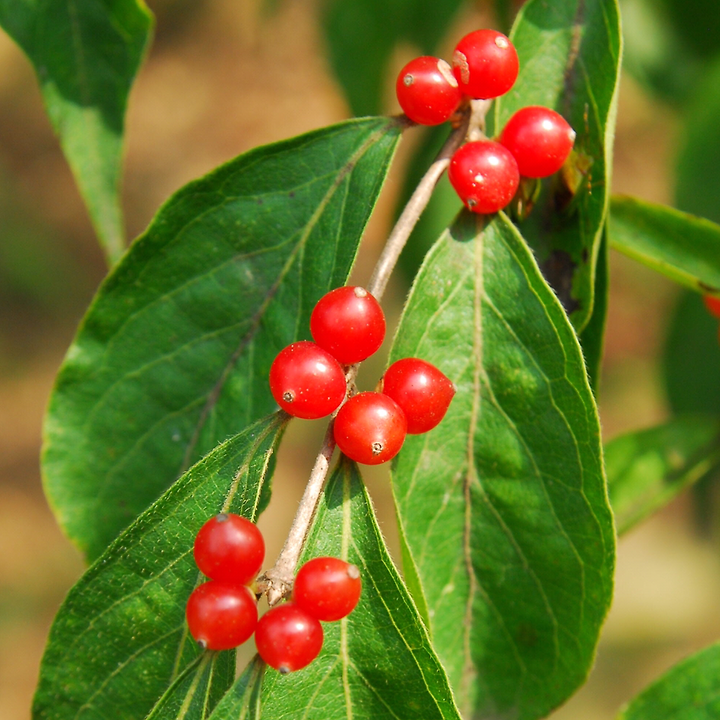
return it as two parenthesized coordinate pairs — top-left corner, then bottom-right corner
(258, 99), (489, 605)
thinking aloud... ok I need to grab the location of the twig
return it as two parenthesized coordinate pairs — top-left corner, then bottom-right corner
(259, 422), (337, 605)
(367, 103), (485, 301)
(257, 100), (491, 604)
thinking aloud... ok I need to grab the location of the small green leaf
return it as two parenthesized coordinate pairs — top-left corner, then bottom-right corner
(206, 658), (264, 720)
(33, 414), (286, 720)
(676, 56), (720, 224)
(257, 460), (462, 720)
(609, 196), (720, 294)
(145, 653), (233, 720)
(663, 291), (720, 416)
(42, 117), (401, 562)
(0, 0), (153, 265)
(579, 230), (609, 394)
(606, 416), (720, 535)
(321, 0), (463, 116)
(495, 0), (622, 330)
(390, 211), (615, 720)
(617, 642), (720, 720)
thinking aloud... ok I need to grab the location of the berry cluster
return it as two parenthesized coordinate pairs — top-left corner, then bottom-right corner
(257, 557), (362, 673)
(186, 513), (264, 651)
(185, 514), (362, 674)
(269, 286), (456, 465)
(396, 29), (576, 215)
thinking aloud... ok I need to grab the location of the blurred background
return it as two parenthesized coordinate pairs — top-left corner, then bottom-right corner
(2, 0), (720, 717)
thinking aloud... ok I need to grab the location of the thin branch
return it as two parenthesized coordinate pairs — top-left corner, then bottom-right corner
(258, 422), (337, 605)
(368, 104), (480, 301)
(257, 100), (491, 604)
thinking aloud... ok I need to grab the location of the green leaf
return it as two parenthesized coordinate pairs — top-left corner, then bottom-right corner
(495, 0), (622, 331)
(145, 653), (232, 720)
(256, 459), (462, 720)
(606, 416), (720, 535)
(0, 0), (153, 265)
(609, 196), (720, 294)
(42, 117), (401, 562)
(676, 56), (720, 225)
(321, 0), (463, 116)
(663, 290), (720, 415)
(390, 211), (615, 720)
(206, 658), (264, 720)
(617, 641), (720, 720)
(33, 414), (285, 720)
(579, 230), (609, 395)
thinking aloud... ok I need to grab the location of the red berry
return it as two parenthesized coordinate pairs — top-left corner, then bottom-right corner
(186, 580), (257, 651)
(395, 56), (463, 126)
(269, 341), (346, 419)
(704, 295), (720, 319)
(310, 286), (386, 364)
(381, 358), (456, 434)
(193, 513), (265, 585)
(255, 602), (324, 673)
(448, 140), (519, 214)
(333, 392), (407, 465)
(452, 29), (518, 99)
(293, 557), (362, 622)
(499, 106), (576, 178)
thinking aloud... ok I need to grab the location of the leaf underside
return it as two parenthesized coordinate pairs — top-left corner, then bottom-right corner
(390, 211), (615, 720)
(606, 415), (720, 535)
(0, 0), (153, 264)
(42, 117), (401, 562)
(609, 195), (720, 294)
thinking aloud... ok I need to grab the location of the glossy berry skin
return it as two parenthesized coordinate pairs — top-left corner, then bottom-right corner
(381, 358), (456, 434)
(396, 56), (463, 126)
(704, 295), (720, 319)
(293, 557), (362, 622)
(269, 341), (346, 419)
(500, 106), (576, 178)
(310, 286), (386, 365)
(334, 392), (407, 465)
(255, 602), (324, 673)
(452, 29), (518, 99)
(186, 580), (257, 651)
(448, 140), (520, 214)
(194, 513), (265, 585)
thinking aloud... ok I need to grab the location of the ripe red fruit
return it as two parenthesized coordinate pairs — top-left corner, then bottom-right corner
(499, 106), (576, 178)
(293, 557), (362, 622)
(448, 140), (520, 214)
(333, 392), (407, 465)
(452, 29), (519, 99)
(310, 286), (386, 365)
(381, 358), (456, 434)
(395, 56), (463, 126)
(255, 602), (324, 673)
(186, 580), (257, 651)
(269, 341), (346, 419)
(193, 513), (265, 585)
(704, 295), (720, 319)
